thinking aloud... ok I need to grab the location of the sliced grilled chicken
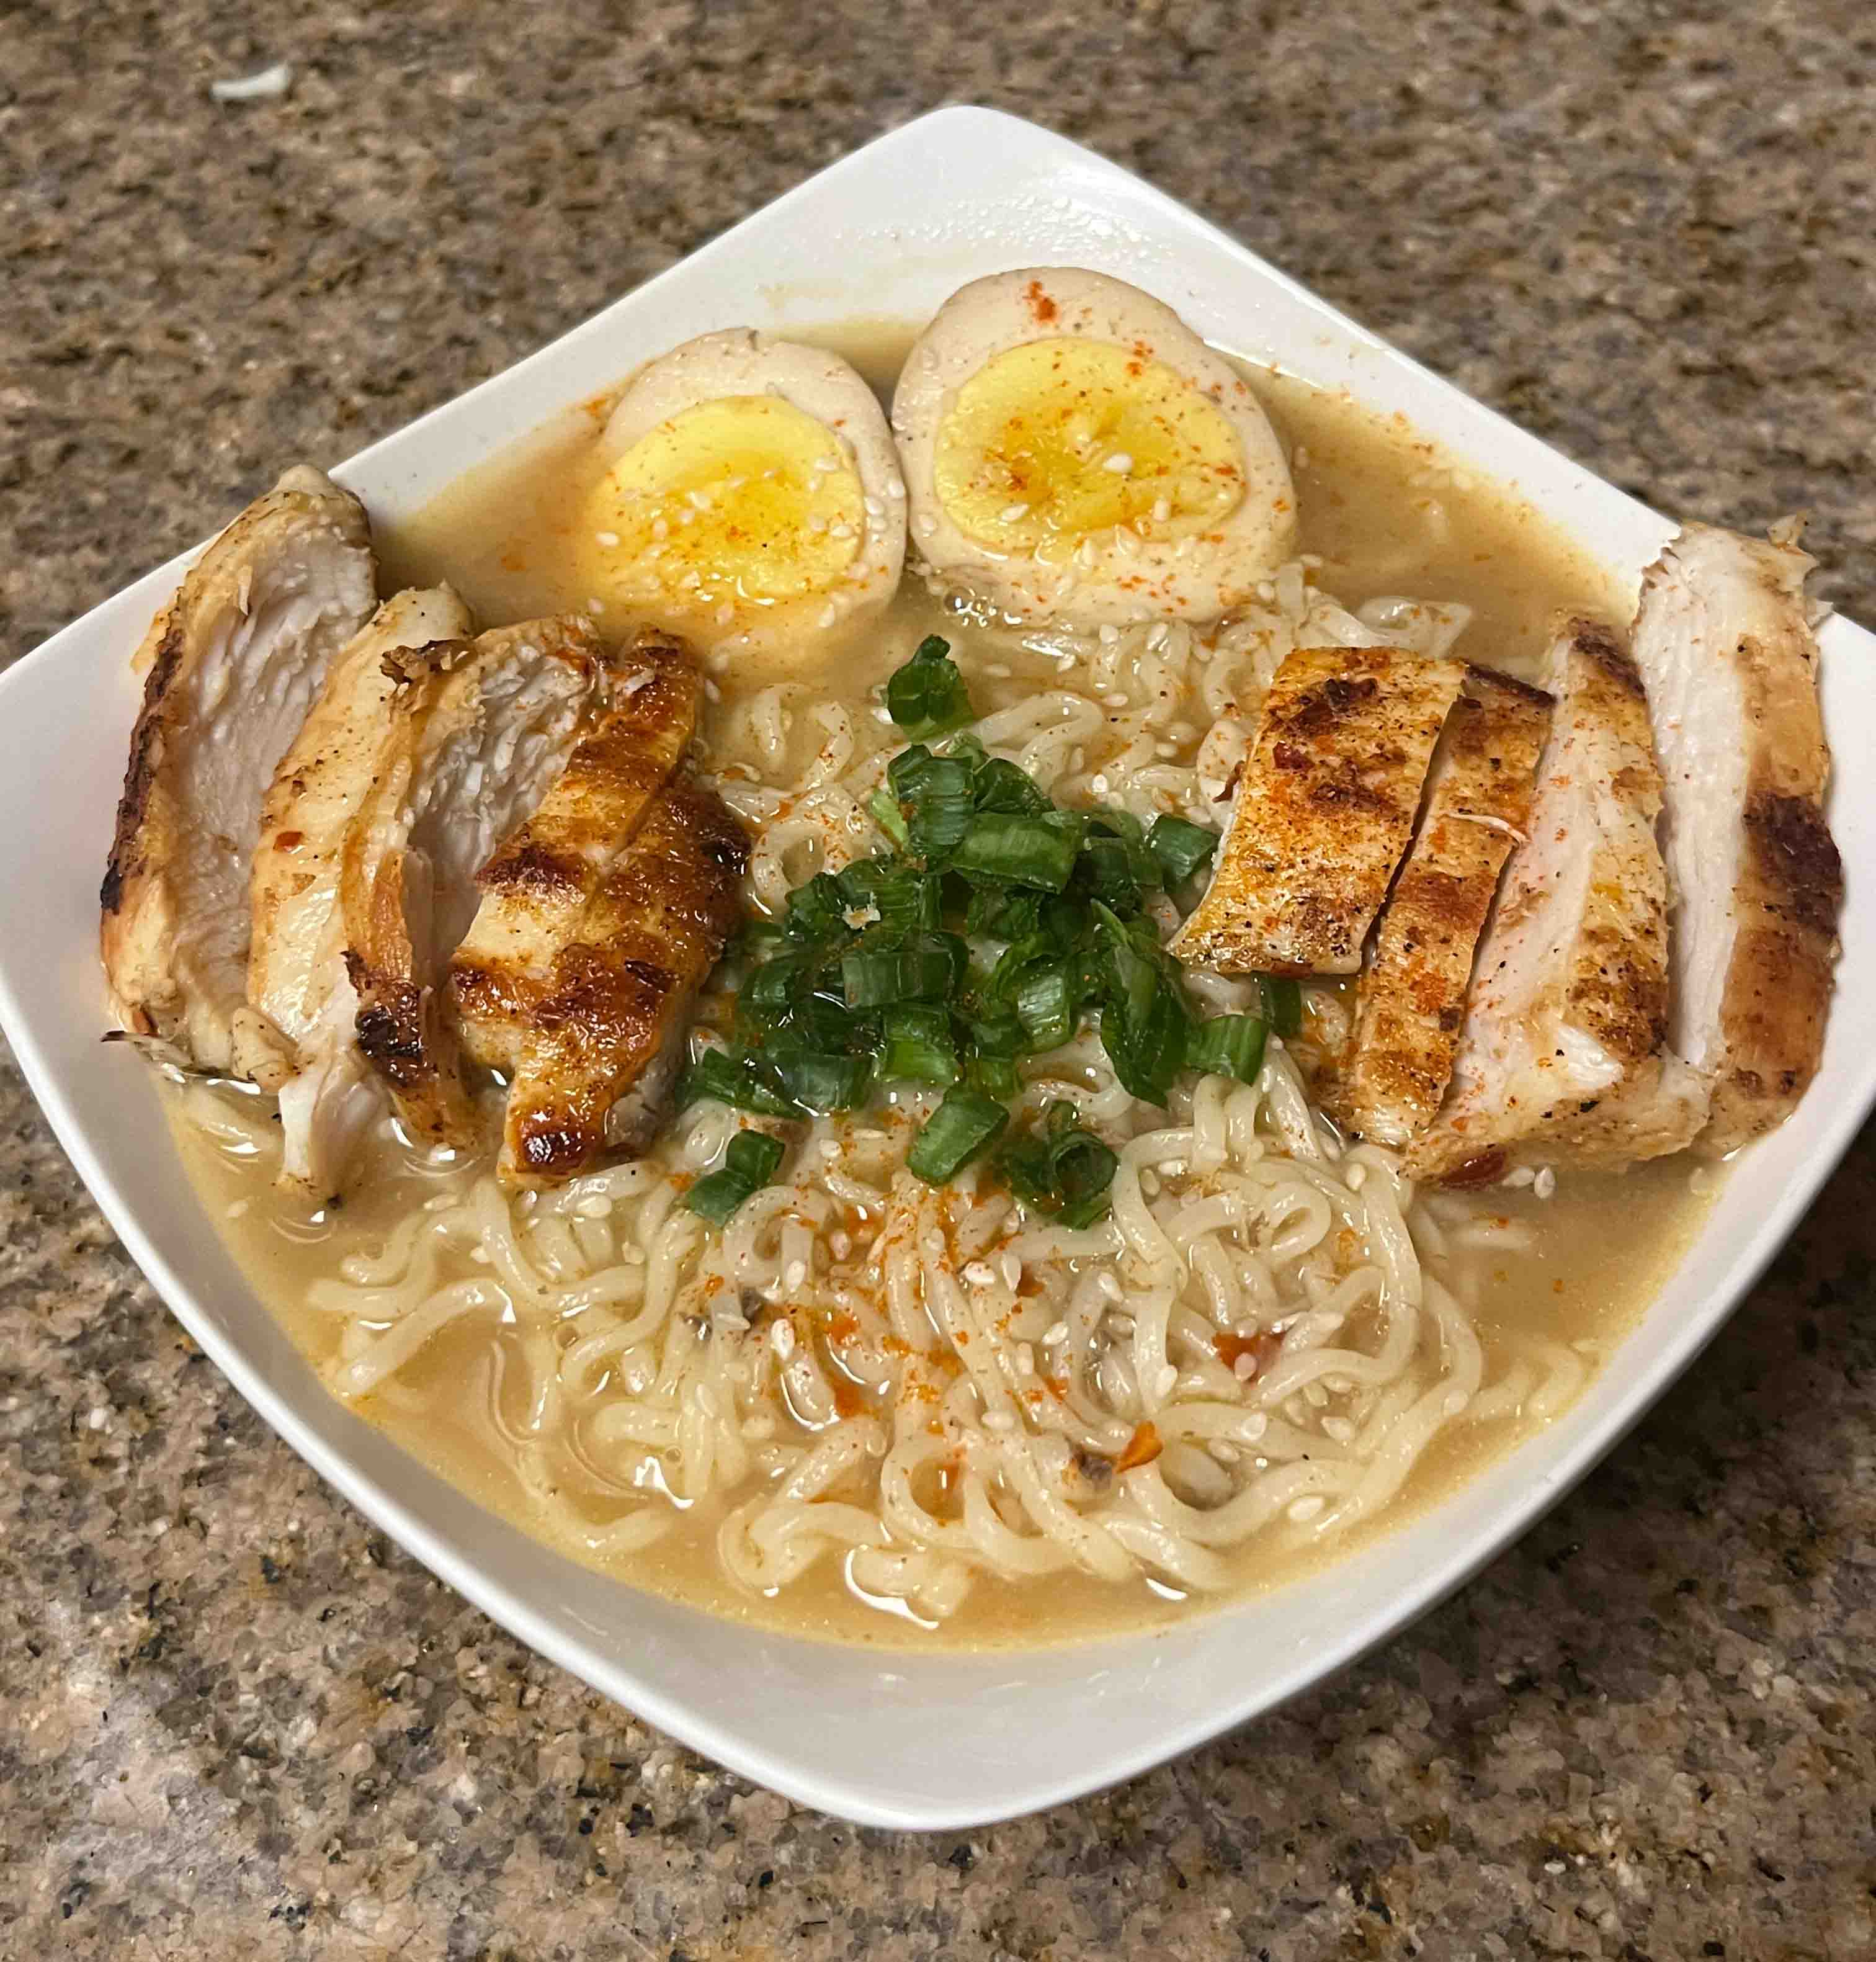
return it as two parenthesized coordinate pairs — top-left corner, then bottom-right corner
(1338, 667), (1553, 1147)
(1412, 619), (1702, 1180)
(248, 586), (475, 1195)
(100, 466), (377, 1078)
(1170, 643), (1467, 975)
(449, 629), (747, 1185)
(498, 775), (748, 1185)
(342, 617), (607, 1149)
(449, 629), (704, 1078)
(1632, 524), (1841, 1155)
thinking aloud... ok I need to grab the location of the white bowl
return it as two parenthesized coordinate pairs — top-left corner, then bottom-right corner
(4, 107), (1870, 1831)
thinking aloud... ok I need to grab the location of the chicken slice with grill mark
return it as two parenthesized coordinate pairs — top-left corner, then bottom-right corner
(450, 629), (703, 1078)
(1337, 666), (1553, 1148)
(341, 616), (607, 1150)
(248, 585), (475, 1196)
(1169, 643), (1467, 976)
(449, 629), (747, 1185)
(1411, 619), (1704, 1181)
(1632, 523), (1841, 1155)
(100, 465), (377, 1078)
(499, 775), (749, 1186)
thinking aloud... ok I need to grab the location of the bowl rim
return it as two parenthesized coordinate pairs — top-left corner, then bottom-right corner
(4, 104), (1872, 1831)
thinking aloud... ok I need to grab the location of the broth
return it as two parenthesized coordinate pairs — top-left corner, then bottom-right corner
(175, 327), (1713, 1649)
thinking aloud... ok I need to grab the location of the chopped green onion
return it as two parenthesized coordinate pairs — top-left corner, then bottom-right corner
(1146, 814), (1220, 885)
(677, 1049), (802, 1119)
(964, 882), (1043, 941)
(998, 1101), (1118, 1228)
(966, 1052), (1021, 1099)
(877, 1005), (961, 1086)
(950, 810), (1086, 891)
(885, 635), (975, 739)
(684, 1130), (787, 1224)
(1102, 980), (1192, 1105)
(1077, 831), (1148, 912)
(784, 871), (850, 943)
(836, 857), (940, 933)
(971, 756), (1052, 815)
(888, 747), (978, 859)
(908, 1086), (1010, 1183)
(1259, 974), (1303, 1039)
(1012, 960), (1074, 1050)
(841, 933), (966, 1008)
(1186, 1012), (1267, 1086)
(867, 784), (910, 849)
(740, 950), (816, 1021)
(767, 1045), (872, 1114)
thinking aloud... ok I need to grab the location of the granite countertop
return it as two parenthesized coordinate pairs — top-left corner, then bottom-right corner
(4, 1), (1873, 1954)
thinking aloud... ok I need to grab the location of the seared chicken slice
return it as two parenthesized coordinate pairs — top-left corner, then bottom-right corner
(498, 776), (748, 1185)
(1632, 524), (1841, 1154)
(1412, 620), (1702, 1180)
(100, 466), (377, 1078)
(1170, 643), (1467, 975)
(449, 628), (746, 1185)
(342, 617), (607, 1149)
(450, 629), (704, 1078)
(248, 586), (475, 1195)
(1338, 667), (1552, 1147)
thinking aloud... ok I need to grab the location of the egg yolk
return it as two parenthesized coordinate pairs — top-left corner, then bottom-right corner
(933, 339), (1244, 556)
(580, 395), (864, 617)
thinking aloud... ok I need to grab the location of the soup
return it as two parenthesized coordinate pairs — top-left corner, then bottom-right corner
(165, 325), (1715, 1649)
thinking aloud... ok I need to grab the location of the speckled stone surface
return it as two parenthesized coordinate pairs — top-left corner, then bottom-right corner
(3, 1), (1874, 1954)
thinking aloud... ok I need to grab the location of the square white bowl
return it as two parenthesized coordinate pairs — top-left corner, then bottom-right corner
(3, 107), (1870, 1832)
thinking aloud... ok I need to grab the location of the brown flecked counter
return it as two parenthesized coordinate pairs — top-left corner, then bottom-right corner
(2, 2), (1873, 1953)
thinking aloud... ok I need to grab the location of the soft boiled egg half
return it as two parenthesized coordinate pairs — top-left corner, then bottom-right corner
(893, 268), (1297, 628)
(576, 331), (906, 662)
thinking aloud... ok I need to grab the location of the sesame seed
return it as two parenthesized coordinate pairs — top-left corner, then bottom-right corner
(981, 1409), (1017, 1433)
(594, 530), (620, 549)
(963, 1261), (997, 1288)
(1103, 452), (1134, 473)
(1153, 1364), (1178, 1400)
(1287, 1495), (1326, 1524)
(999, 502), (1030, 522)
(783, 1260), (808, 1289)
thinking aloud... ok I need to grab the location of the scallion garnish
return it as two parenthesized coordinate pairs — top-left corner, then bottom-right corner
(683, 1130), (786, 1224)
(682, 694), (1288, 1229)
(878, 1003), (962, 1086)
(1146, 813), (1221, 885)
(1259, 974), (1303, 1039)
(998, 1102), (1119, 1229)
(677, 1048), (803, 1119)
(885, 635), (975, 738)
(950, 810), (1086, 892)
(1186, 1011), (1268, 1086)
(908, 1086), (1010, 1183)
